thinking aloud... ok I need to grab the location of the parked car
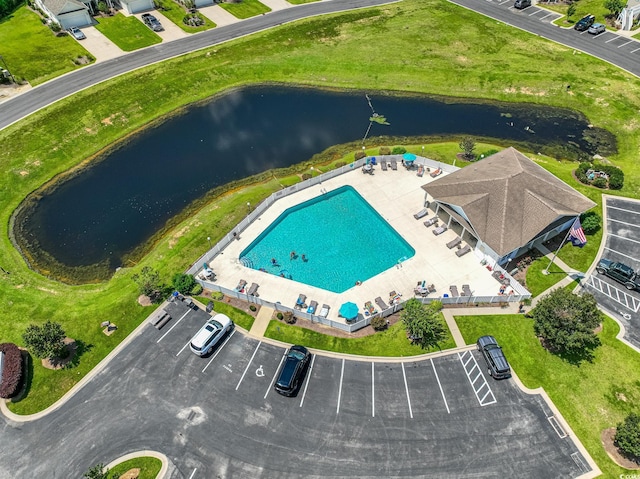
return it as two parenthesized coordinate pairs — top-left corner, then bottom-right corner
(68, 27), (86, 40)
(514, 0), (531, 9)
(574, 14), (595, 31)
(477, 336), (511, 379)
(596, 259), (640, 290)
(141, 13), (163, 32)
(588, 23), (606, 35)
(189, 314), (233, 356)
(274, 345), (311, 396)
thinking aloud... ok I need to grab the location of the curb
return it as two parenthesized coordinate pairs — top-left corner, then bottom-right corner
(104, 450), (170, 479)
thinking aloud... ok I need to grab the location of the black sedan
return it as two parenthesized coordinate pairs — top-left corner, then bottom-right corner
(274, 345), (311, 396)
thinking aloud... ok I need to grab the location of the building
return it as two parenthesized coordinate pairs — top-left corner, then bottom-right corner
(421, 147), (596, 267)
(618, 0), (640, 30)
(35, 0), (93, 29)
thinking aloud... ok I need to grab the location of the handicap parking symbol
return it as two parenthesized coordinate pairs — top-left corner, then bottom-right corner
(256, 365), (264, 377)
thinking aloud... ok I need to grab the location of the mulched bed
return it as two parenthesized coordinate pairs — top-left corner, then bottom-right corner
(601, 427), (640, 470)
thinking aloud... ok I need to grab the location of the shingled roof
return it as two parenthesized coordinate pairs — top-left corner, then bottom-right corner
(422, 147), (596, 256)
(41, 0), (87, 15)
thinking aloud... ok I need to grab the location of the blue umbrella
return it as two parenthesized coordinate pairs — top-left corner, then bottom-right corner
(403, 152), (417, 162)
(339, 302), (359, 320)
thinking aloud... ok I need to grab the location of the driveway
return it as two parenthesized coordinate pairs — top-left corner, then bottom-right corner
(130, 10), (190, 41)
(582, 195), (640, 349)
(0, 300), (595, 478)
(76, 25), (124, 63)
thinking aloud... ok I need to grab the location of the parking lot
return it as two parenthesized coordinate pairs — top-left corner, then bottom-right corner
(583, 196), (640, 349)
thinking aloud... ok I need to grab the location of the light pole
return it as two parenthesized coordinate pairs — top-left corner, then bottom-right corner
(207, 236), (211, 248)
(421, 145), (424, 157)
(247, 202), (251, 214)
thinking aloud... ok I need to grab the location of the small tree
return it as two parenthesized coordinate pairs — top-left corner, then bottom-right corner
(459, 137), (476, 160)
(604, 0), (624, 16)
(83, 463), (108, 479)
(132, 266), (164, 302)
(172, 273), (196, 294)
(22, 321), (66, 360)
(567, 3), (576, 18)
(401, 299), (447, 349)
(532, 288), (601, 361)
(97, 0), (109, 13)
(580, 211), (601, 235)
(615, 413), (640, 462)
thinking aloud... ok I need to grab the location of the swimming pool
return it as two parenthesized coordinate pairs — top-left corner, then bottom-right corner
(239, 186), (415, 293)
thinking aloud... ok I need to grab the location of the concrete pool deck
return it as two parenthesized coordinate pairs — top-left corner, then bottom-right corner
(207, 163), (509, 325)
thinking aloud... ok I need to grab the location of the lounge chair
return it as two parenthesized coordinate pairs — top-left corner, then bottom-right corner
(456, 244), (471, 257)
(307, 300), (318, 314)
(424, 217), (438, 227)
(413, 208), (428, 220)
(375, 296), (389, 310)
(389, 291), (403, 305)
(430, 167), (442, 178)
(416, 165), (425, 177)
(319, 304), (330, 318)
(427, 284), (436, 293)
(462, 284), (472, 296)
(235, 279), (247, 292)
(364, 301), (377, 315)
(390, 159), (398, 170)
(247, 283), (259, 296)
(449, 285), (459, 297)
(380, 160), (388, 171)
(446, 236), (462, 249)
(295, 294), (307, 310)
(433, 225), (448, 236)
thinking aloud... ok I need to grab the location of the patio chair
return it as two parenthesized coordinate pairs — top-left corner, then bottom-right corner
(319, 304), (330, 318)
(413, 208), (428, 220)
(462, 284), (472, 296)
(380, 160), (388, 171)
(427, 284), (436, 293)
(295, 294), (307, 310)
(449, 285), (459, 297)
(390, 159), (398, 170)
(433, 225), (448, 236)
(456, 244), (471, 257)
(430, 167), (442, 178)
(375, 296), (389, 310)
(416, 165), (425, 177)
(235, 279), (247, 292)
(307, 300), (318, 314)
(247, 283), (259, 296)
(424, 217), (438, 227)
(364, 301), (377, 315)
(446, 236), (462, 249)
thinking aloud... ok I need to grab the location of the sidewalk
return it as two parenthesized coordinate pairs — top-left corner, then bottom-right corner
(248, 305), (274, 338)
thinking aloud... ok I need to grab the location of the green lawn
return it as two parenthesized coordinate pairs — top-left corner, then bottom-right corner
(1, 0), (640, 415)
(154, 0), (216, 32)
(455, 313), (640, 477)
(265, 315), (456, 356)
(525, 256), (566, 297)
(545, 0), (611, 27)
(106, 456), (162, 479)
(194, 297), (256, 331)
(219, 0), (271, 19)
(0, 6), (94, 84)
(94, 13), (162, 51)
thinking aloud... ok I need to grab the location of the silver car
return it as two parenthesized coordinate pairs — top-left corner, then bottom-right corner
(68, 27), (86, 40)
(588, 23), (605, 35)
(189, 314), (233, 356)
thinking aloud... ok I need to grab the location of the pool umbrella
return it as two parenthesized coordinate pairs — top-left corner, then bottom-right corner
(403, 152), (416, 162)
(339, 302), (359, 320)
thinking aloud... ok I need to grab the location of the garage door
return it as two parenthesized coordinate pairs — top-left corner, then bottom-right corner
(122, 0), (154, 14)
(59, 10), (92, 29)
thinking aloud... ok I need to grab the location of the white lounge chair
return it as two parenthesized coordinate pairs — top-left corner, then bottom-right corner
(413, 208), (428, 220)
(319, 304), (330, 318)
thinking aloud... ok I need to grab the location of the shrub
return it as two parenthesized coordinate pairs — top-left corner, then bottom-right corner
(249, 305), (257, 312)
(614, 413), (640, 462)
(283, 311), (296, 324)
(592, 177), (607, 189)
(191, 283), (203, 296)
(301, 173), (312, 180)
(211, 291), (224, 300)
(370, 316), (387, 331)
(391, 146), (406, 155)
(22, 321), (67, 359)
(276, 312), (284, 320)
(580, 211), (601, 235)
(378, 146), (391, 155)
(0, 343), (24, 398)
(335, 161), (346, 168)
(183, 13), (204, 26)
(172, 273), (196, 294)
(97, 0), (109, 13)
(354, 150), (366, 160)
(49, 22), (61, 32)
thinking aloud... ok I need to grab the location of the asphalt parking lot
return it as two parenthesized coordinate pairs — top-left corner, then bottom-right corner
(483, 0), (563, 24)
(583, 196), (640, 349)
(0, 299), (592, 478)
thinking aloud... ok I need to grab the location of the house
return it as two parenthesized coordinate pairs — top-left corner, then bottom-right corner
(421, 147), (596, 267)
(35, 0), (93, 29)
(618, 0), (640, 30)
(119, 0), (155, 14)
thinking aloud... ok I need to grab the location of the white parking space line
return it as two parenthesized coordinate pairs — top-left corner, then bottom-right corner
(608, 205), (640, 216)
(371, 362), (375, 418)
(299, 354), (316, 408)
(608, 218), (640, 228)
(618, 40), (633, 48)
(539, 12), (554, 20)
(499, 0), (510, 4)
(528, 9), (541, 15)
(586, 275), (640, 312)
(604, 246), (638, 263)
(188, 468), (197, 479)
(235, 341), (261, 390)
(631, 47), (640, 53)
(156, 310), (190, 343)
(264, 353), (286, 399)
(401, 363), (413, 419)
(336, 359), (345, 414)
(458, 351), (497, 407)
(176, 340), (191, 357)
(430, 358), (450, 414)
(605, 36), (619, 43)
(610, 232), (640, 246)
(202, 329), (236, 373)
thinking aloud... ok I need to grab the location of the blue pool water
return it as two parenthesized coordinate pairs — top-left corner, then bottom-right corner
(239, 186), (415, 293)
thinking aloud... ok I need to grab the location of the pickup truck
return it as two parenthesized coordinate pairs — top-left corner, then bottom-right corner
(596, 259), (640, 290)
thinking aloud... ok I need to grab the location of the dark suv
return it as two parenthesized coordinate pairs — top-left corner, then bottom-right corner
(574, 14), (595, 31)
(477, 336), (511, 379)
(274, 345), (311, 396)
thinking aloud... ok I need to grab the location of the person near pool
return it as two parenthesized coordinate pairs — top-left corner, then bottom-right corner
(301, 254), (307, 262)
(271, 258), (278, 266)
(290, 251), (296, 260)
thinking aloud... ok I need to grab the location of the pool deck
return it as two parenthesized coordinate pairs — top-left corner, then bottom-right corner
(207, 163), (505, 325)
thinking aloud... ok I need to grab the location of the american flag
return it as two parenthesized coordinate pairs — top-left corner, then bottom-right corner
(568, 217), (587, 248)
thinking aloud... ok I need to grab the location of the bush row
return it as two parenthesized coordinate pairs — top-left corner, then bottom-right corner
(576, 162), (624, 190)
(0, 343), (24, 399)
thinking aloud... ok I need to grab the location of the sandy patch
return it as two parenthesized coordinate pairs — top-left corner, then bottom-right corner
(41, 338), (77, 370)
(36, 287), (59, 295)
(19, 170), (28, 176)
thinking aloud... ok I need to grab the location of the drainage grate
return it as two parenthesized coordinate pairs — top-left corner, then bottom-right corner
(571, 452), (589, 473)
(547, 415), (567, 438)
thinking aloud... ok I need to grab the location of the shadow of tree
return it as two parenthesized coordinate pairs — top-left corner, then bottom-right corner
(65, 340), (93, 369)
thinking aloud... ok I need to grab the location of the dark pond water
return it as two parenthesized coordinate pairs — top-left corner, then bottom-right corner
(18, 85), (604, 272)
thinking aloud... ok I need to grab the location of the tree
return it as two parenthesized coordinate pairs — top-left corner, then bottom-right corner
(615, 413), (640, 462)
(401, 299), (447, 349)
(580, 211), (601, 235)
(532, 288), (601, 361)
(604, 0), (624, 16)
(567, 3), (576, 18)
(172, 273), (196, 294)
(459, 137), (476, 160)
(83, 463), (108, 479)
(22, 321), (66, 360)
(132, 266), (164, 302)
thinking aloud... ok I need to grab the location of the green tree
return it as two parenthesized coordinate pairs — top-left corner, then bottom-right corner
(567, 3), (576, 18)
(580, 211), (601, 235)
(22, 321), (66, 360)
(615, 413), (640, 461)
(604, 0), (624, 15)
(132, 266), (164, 302)
(532, 288), (601, 361)
(172, 272), (196, 294)
(459, 137), (476, 160)
(401, 299), (447, 349)
(83, 463), (108, 479)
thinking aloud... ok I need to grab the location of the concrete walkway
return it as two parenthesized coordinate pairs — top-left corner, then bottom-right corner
(248, 305), (275, 338)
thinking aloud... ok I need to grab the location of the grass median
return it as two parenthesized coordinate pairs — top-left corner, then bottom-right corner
(106, 456), (162, 479)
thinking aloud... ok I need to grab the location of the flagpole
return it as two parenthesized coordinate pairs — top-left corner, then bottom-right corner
(543, 220), (575, 275)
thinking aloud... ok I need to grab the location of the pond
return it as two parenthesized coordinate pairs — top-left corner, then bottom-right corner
(14, 85), (612, 281)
